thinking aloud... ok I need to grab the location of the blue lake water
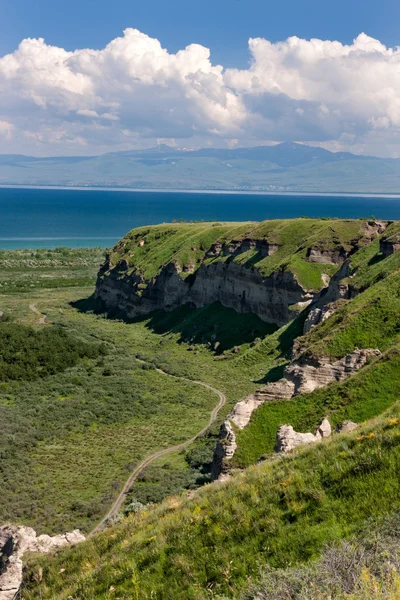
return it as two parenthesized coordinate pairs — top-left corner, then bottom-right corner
(1, 186), (400, 249)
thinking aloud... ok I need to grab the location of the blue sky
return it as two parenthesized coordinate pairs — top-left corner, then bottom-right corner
(1, 0), (399, 66)
(1, 0), (400, 157)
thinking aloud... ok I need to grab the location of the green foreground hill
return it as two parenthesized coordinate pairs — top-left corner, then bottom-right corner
(21, 406), (400, 599)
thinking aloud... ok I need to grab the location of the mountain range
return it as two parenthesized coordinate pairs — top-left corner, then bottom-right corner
(1, 141), (400, 193)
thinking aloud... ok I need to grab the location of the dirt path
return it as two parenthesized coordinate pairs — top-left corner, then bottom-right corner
(29, 303), (47, 324)
(90, 361), (226, 535)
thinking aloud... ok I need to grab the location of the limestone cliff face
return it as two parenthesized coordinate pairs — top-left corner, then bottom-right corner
(211, 348), (380, 480)
(0, 525), (85, 600)
(95, 219), (391, 325)
(96, 259), (312, 326)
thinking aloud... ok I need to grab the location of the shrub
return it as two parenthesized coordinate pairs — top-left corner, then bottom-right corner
(0, 322), (105, 381)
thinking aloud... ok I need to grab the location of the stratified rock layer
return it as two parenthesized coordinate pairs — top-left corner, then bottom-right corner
(0, 526), (85, 600)
(211, 349), (380, 479)
(96, 260), (311, 327)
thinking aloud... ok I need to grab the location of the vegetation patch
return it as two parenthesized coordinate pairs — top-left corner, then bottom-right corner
(0, 247), (105, 293)
(146, 302), (277, 352)
(126, 429), (218, 508)
(0, 321), (106, 381)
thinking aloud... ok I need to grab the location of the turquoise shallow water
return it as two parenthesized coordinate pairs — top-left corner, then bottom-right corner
(1, 187), (400, 249)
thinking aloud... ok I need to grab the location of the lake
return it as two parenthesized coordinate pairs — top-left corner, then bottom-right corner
(1, 186), (400, 249)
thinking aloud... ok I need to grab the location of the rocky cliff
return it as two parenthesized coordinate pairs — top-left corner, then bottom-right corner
(96, 259), (311, 326)
(95, 218), (394, 481)
(211, 348), (381, 479)
(95, 219), (388, 326)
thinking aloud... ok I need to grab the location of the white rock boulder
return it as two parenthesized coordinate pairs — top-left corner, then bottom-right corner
(0, 525), (85, 600)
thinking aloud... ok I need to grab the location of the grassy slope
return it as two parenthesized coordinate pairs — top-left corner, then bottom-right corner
(242, 510), (400, 599)
(234, 347), (400, 467)
(21, 405), (400, 600)
(108, 218), (366, 292)
(297, 221), (400, 359)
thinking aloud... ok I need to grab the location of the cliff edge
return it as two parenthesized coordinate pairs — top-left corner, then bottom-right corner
(95, 219), (386, 325)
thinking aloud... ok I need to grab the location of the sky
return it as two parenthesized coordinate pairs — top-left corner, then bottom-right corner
(1, 0), (400, 157)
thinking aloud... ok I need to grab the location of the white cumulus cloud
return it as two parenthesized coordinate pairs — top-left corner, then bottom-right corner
(1, 29), (400, 156)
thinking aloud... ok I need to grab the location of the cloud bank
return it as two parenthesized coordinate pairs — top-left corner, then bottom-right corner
(1, 28), (400, 156)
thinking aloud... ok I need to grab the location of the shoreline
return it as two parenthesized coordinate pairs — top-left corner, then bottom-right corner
(1, 184), (400, 199)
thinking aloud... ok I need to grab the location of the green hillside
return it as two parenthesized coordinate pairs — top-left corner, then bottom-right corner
(233, 224), (400, 466)
(20, 405), (400, 599)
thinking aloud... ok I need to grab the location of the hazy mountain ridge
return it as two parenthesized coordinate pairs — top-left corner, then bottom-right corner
(1, 142), (400, 193)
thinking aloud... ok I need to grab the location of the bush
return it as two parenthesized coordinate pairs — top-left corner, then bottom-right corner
(0, 322), (105, 381)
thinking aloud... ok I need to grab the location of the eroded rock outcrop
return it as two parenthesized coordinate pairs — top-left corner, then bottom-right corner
(211, 421), (238, 481)
(275, 417), (361, 454)
(303, 305), (336, 335)
(380, 236), (400, 257)
(206, 238), (281, 259)
(275, 417), (332, 454)
(276, 425), (319, 453)
(307, 246), (347, 265)
(0, 526), (85, 600)
(315, 260), (354, 307)
(361, 220), (388, 239)
(336, 420), (359, 433)
(96, 260), (311, 327)
(258, 348), (380, 400)
(211, 394), (266, 480)
(211, 348), (380, 479)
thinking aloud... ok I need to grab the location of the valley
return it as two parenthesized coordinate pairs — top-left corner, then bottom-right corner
(1, 217), (400, 599)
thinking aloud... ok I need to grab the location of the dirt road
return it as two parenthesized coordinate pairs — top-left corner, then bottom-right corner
(90, 362), (226, 535)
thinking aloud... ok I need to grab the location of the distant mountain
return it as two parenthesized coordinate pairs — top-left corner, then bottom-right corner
(0, 142), (399, 193)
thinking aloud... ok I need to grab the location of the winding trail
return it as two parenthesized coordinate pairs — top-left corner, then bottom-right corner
(29, 303), (47, 324)
(90, 361), (226, 535)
